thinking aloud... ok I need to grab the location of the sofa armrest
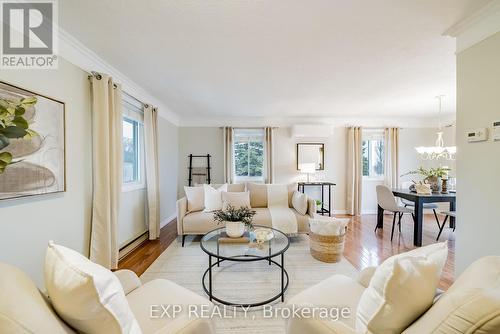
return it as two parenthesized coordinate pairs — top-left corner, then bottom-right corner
(177, 197), (188, 235)
(114, 269), (142, 295)
(306, 198), (316, 218)
(357, 266), (377, 288)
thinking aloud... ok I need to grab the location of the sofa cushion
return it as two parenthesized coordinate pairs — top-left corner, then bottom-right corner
(287, 274), (366, 330)
(184, 186), (204, 212)
(292, 191), (308, 215)
(183, 208), (310, 234)
(222, 191), (251, 210)
(203, 184), (228, 212)
(356, 242), (448, 334)
(403, 256), (500, 334)
(246, 183), (297, 208)
(126, 279), (214, 334)
(0, 262), (76, 334)
(44, 241), (141, 334)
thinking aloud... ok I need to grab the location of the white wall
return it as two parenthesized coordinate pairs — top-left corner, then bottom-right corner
(455, 31), (500, 274)
(273, 127), (347, 212)
(177, 127), (224, 197)
(0, 58), (180, 286)
(158, 117), (179, 225)
(0, 59), (93, 287)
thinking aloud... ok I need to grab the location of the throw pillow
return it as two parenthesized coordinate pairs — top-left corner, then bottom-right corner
(356, 242), (448, 334)
(203, 183), (228, 212)
(291, 191), (308, 215)
(184, 186), (204, 212)
(246, 183), (268, 208)
(44, 241), (141, 334)
(222, 191), (251, 210)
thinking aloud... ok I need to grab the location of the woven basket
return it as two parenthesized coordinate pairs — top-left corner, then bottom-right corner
(309, 231), (346, 263)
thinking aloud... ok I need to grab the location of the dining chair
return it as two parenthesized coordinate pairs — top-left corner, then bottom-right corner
(376, 185), (415, 241)
(436, 211), (456, 241)
(400, 181), (441, 228)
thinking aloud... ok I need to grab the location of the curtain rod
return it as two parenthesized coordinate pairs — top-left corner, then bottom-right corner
(88, 71), (156, 110)
(218, 126), (279, 129)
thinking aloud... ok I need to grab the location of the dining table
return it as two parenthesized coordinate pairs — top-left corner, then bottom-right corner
(376, 189), (456, 247)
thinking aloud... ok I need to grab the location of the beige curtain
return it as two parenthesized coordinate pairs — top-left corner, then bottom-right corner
(89, 73), (122, 269)
(346, 126), (362, 216)
(265, 127), (274, 183)
(384, 127), (400, 189)
(144, 105), (160, 240)
(223, 127), (233, 183)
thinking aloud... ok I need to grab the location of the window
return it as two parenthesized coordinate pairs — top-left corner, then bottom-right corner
(362, 130), (384, 178)
(122, 96), (145, 189)
(233, 129), (265, 182)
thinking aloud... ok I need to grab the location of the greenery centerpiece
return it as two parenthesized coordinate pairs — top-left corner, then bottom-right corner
(402, 166), (451, 193)
(0, 96), (38, 173)
(213, 205), (257, 238)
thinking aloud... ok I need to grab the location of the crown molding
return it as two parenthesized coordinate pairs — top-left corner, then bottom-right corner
(57, 27), (180, 125)
(444, 0), (500, 53)
(178, 114), (456, 129)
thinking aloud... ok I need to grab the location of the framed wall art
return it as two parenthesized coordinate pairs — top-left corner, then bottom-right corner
(0, 81), (66, 200)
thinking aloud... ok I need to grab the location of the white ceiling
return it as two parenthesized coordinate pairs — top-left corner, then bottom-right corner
(59, 0), (489, 125)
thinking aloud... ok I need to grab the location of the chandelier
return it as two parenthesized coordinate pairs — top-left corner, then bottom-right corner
(415, 95), (456, 160)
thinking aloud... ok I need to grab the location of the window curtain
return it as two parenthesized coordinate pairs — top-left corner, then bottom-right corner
(144, 105), (160, 240)
(89, 73), (123, 269)
(384, 127), (400, 189)
(347, 126), (362, 216)
(223, 127), (233, 183)
(265, 127), (274, 184)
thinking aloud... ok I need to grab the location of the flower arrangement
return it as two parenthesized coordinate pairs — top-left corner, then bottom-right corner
(402, 166), (451, 179)
(213, 205), (257, 229)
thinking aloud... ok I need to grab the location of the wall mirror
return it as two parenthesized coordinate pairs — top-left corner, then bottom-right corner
(296, 143), (324, 170)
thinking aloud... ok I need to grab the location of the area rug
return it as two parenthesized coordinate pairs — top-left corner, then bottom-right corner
(141, 234), (359, 334)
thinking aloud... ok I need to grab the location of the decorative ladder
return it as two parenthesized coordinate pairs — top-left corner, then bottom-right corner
(187, 154), (211, 186)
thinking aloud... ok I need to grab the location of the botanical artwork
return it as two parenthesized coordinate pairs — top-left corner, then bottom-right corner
(0, 81), (65, 200)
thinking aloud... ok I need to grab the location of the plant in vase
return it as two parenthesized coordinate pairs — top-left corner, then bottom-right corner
(213, 205), (257, 238)
(402, 166), (451, 193)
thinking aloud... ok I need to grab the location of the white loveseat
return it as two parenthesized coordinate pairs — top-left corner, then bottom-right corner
(0, 262), (214, 334)
(176, 183), (316, 246)
(286, 256), (500, 334)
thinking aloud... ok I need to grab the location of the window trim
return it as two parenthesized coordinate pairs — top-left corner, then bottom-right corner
(232, 128), (266, 183)
(122, 108), (146, 192)
(362, 129), (385, 180)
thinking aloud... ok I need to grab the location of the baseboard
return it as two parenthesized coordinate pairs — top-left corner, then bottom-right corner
(361, 210), (378, 215)
(161, 214), (176, 228)
(333, 209), (347, 215)
(119, 233), (148, 260)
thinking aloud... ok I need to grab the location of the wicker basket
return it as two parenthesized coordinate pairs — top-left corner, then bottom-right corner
(309, 231), (346, 263)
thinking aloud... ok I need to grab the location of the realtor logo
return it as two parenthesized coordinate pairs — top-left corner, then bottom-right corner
(1, 0), (58, 69)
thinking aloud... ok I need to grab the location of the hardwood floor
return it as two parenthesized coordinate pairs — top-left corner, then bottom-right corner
(119, 213), (455, 290)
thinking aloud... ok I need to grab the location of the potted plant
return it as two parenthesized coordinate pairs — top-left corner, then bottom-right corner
(402, 166), (451, 193)
(213, 205), (257, 238)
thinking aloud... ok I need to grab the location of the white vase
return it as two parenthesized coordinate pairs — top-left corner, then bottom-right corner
(225, 221), (245, 238)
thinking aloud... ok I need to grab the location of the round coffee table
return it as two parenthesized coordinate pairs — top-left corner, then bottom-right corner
(200, 225), (290, 307)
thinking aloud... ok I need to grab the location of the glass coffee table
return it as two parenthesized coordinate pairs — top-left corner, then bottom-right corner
(200, 225), (290, 307)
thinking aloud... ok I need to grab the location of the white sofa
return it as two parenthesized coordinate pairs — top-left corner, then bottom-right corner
(177, 183), (316, 246)
(286, 256), (500, 334)
(0, 262), (214, 334)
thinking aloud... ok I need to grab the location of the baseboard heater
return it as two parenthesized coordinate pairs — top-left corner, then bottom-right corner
(119, 231), (149, 260)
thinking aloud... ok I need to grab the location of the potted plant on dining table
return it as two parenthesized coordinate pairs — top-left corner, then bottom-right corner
(402, 166), (451, 193)
(213, 205), (257, 238)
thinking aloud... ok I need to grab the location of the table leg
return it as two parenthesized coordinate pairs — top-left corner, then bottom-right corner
(328, 184), (332, 217)
(376, 205), (384, 230)
(281, 253), (285, 302)
(321, 185), (325, 216)
(449, 200), (456, 229)
(217, 241), (220, 267)
(208, 255), (212, 301)
(268, 242), (271, 265)
(413, 200), (423, 247)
